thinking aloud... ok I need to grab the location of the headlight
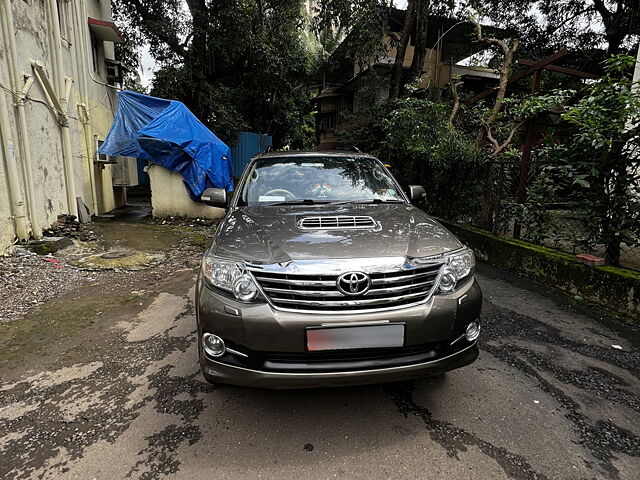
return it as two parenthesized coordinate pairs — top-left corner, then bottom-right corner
(447, 247), (475, 279)
(201, 255), (260, 302)
(438, 247), (475, 293)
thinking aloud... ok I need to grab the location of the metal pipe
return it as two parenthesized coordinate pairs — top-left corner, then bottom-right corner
(79, 104), (99, 214)
(47, 0), (78, 217)
(0, 68), (30, 241)
(15, 75), (41, 238)
(70, 0), (99, 215)
(31, 64), (60, 116)
(1, 0), (41, 238)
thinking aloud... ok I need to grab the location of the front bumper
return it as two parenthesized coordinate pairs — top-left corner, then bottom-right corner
(201, 341), (479, 388)
(196, 276), (482, 388)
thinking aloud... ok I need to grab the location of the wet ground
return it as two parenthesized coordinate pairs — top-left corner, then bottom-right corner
(0, 225), (638, 479)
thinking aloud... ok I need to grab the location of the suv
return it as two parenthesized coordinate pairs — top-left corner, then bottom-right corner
(196, 151), (481, 388)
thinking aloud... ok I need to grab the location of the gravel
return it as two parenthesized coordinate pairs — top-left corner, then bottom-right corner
(0, 249), (93, 323)
(0, 223), (211, 323)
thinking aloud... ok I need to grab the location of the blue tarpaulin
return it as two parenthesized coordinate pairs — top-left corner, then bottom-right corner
(98, 90), (234, 200)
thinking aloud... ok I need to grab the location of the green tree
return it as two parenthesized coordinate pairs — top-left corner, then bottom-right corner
(465, 0), (640, 59)
(338, 94), (484, 220)
(542, 55), (640, 265)
(111, 0), (314, 148)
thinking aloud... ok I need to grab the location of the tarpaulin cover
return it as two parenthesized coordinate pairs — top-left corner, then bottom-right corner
(98, 90), (233, 200)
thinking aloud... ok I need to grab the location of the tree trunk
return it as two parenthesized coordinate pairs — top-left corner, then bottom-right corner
(479, 162), (494, 231)
(406, 0), (429, 88)
(605, 31), (625, 56)
(605, 236), (621, 266)
(389, 0), (415, 99)
(184, 0), (209, 122)
(470, 21), (520, 232)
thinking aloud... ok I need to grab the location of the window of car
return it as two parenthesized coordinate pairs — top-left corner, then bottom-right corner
(237, 156), (405, 206)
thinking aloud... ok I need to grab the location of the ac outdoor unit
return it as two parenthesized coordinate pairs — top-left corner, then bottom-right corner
(111, 157), (139, 186)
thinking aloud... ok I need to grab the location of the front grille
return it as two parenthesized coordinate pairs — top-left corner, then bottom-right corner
(261, 343), (440, 363)
(218, 339), (455, 373)
(298, 215), (376, 230)
(250, 263), (443, 312)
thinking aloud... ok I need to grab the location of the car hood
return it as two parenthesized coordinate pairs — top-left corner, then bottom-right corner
(212, 204), (462, 264)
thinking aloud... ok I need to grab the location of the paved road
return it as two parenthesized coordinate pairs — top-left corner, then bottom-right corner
(0, 265), (638, 480)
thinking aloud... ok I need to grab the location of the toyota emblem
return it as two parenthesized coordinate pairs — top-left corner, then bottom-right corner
(337, 272), (371, 296)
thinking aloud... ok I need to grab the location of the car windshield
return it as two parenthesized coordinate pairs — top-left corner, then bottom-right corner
(238, 156), (405, 206)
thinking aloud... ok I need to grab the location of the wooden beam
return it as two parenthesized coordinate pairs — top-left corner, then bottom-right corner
(513, 69), (541, 239)
(517, 59), (600, 79)
(467, 49), (568, 105)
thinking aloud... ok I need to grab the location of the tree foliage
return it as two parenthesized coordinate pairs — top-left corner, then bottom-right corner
(338, 94), (484, 220)
(538, 55), (640, 264)
(111, 0), (314, 147)
(465, 0), (640, 59)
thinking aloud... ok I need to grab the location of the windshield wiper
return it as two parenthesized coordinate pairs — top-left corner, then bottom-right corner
(324, 199), (405, 205)
(359, 199), (405, 204)
(269, 199), (332, 206)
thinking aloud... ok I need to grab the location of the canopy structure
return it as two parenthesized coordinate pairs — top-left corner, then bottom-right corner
(99, 90), (234, 200)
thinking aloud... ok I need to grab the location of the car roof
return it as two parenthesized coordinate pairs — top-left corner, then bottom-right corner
(254, 150), (378, 160)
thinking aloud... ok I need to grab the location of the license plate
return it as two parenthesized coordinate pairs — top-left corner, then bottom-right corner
(306, 324), (405, 351)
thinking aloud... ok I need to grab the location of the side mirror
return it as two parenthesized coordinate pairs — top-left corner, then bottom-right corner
(201, 188), (227, 208)
(408, 185), (426, 202)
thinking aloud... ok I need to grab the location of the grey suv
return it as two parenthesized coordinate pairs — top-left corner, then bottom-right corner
(196, 151), (481, 388)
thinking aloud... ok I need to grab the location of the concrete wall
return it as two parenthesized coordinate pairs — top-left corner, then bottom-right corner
(148, 165), (226, 220)
(441, 220), (640, 319)
(0, 0), (121, 253)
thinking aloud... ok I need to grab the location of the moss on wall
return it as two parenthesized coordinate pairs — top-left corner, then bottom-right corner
(440, 220), (640, 319)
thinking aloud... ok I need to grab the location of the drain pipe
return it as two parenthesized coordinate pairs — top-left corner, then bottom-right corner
(78, 105), (99, 214)
(1, 0), (41, 238)
(15, 75), (41, 238)
(0, 67), (30, 241)
(47, 0), (78, 217)
(71, 0), (99, 215)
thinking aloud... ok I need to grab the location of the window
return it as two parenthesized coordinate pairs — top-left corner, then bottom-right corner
(56, 0), (69, 39)
(91, 33), (100, 73)
(319, 112), (337, 132)
(96, 140), (107, 161)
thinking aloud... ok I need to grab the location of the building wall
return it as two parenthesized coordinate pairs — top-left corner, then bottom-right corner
(148, 165), (226, 220)
(0, 0), (122, 253)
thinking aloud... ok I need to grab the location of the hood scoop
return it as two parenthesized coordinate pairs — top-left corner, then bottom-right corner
(298, 215), (377, 230)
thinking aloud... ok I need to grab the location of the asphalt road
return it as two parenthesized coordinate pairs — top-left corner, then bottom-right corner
(1, 265), (638, 480)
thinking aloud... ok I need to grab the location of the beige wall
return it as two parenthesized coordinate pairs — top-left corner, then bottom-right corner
(354, 35), (450, 89)
(148, 165), (226, 220)
(0, 0), (121, 253)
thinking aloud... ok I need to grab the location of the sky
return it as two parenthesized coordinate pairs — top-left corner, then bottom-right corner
(139, 44), (155, 88)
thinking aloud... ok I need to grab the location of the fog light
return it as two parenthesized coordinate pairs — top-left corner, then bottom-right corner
(439, 269), (457, 293)
(233, 274), (258, 301)
(202, 333), (225, 357)
(465, 321), (481, 342)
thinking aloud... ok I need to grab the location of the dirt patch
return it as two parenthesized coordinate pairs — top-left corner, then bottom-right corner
(0, 221), (214, 324)
(90, 222), (182, 252)
(73, 251), (165, 271)
(0, 290), (140, 373)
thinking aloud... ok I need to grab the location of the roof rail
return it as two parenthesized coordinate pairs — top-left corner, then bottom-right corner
(337, 145), (361, 153)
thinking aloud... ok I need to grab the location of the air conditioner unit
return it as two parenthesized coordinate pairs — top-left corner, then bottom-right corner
(111, 156), (139, 186)
(105, 59), (124, 86)
(95, 139), (117, 165)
